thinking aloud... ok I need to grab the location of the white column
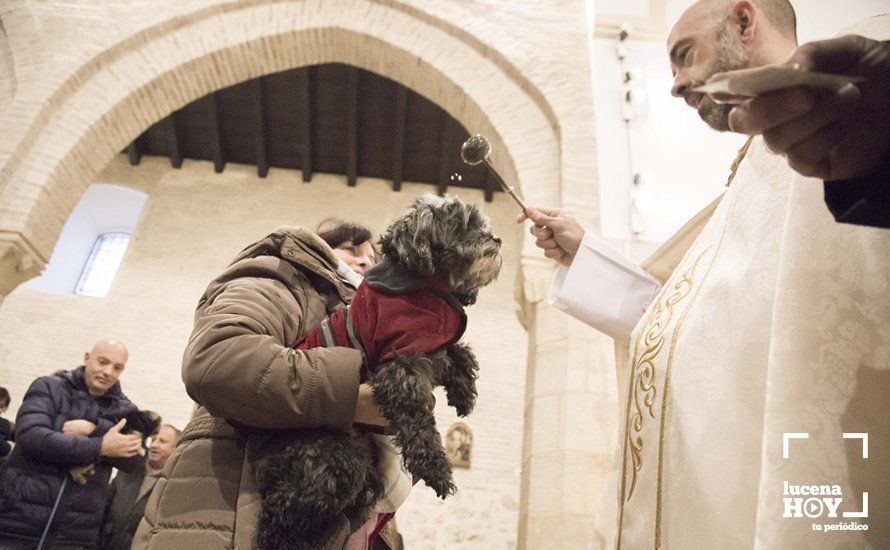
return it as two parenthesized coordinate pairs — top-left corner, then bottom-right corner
(516, 261), (620, 549)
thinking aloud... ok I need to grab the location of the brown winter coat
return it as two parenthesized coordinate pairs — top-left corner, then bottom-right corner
(133, 227), (367, 549)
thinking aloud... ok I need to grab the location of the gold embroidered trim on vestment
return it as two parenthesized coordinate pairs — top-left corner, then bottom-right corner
(617, 137), (751, 550)
(624, 246), (710, 502)
(654, 229), (728, 548)
(615, 290), (660, 550)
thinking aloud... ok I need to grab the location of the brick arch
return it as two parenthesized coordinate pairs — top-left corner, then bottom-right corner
(0, 20), (15, 116)
(0, 0), (561, 295)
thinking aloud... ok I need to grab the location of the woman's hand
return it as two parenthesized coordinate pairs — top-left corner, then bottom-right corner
(353, 383), (388, 427)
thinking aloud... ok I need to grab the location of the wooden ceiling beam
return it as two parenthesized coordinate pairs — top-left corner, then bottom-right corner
(483, 167), (495, 202)
(166, 112), (182, 169)
(346, 66), (359, 187)
(391, 86), (407, 192)
(127, 137), (141, 166)
(437, 114), (453, 196)
(252, 78), (269, 178)
(297, 67), (313, 183)
(207, 93), (225, 173)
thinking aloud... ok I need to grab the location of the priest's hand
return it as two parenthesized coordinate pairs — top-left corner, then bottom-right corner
(728, 35), (890, 181)
(516, 207), (584, 267)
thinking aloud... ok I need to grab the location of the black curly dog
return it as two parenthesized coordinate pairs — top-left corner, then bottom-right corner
(250, 195), (501, 549)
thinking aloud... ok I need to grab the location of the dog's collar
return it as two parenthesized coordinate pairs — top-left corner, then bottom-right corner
(363, 260), (452, 295)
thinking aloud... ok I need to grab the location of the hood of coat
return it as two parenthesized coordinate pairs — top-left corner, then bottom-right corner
(199, 226), (356, 310)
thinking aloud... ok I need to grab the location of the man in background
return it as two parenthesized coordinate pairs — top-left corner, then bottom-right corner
(0, 340), (143, 549)
(0, 388), (13, 461)
(102, 423), (180, 550)
(0, 387), (14, 483)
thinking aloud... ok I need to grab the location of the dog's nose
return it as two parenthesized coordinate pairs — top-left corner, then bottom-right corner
(492, 235), (502, 245)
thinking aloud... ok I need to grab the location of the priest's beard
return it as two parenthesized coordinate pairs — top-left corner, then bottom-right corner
(699, 28), (751, 131)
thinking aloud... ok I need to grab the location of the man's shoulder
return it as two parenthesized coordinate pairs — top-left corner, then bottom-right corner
(26, 370), (72, 393)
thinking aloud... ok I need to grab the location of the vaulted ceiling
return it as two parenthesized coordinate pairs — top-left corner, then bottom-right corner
(126, 63), (499, 201)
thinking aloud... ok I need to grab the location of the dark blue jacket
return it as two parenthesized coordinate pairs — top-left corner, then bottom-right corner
(0, 367), (143, 546)
(824, 151), (890, 229)
(0, 417), (12, 458)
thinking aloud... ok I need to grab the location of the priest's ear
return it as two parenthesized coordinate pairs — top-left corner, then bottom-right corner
(729, 1), (759, 46)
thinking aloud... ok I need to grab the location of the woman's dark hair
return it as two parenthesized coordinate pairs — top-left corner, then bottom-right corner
(0, 387), (9, 409)
(316, 219), (376, 251)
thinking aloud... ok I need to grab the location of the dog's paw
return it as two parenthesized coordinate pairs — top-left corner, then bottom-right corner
(403, 445), (457, 499)
(443, 342), (479, 417)
(425, 474), (457, 499)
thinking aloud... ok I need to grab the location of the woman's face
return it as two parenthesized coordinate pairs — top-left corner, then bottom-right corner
(332, 240), (376, 275)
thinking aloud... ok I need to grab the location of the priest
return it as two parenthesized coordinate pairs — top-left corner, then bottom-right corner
(519, 1), (889, 548)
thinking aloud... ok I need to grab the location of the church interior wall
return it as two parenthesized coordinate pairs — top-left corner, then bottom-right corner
(0, 20), (13, 116)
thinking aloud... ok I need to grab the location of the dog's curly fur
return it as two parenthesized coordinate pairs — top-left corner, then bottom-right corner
(251, 429), (384, 550)
(251, 194), (501, 549)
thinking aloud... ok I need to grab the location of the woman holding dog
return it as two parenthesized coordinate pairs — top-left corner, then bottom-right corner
(133, 221), (401, 550)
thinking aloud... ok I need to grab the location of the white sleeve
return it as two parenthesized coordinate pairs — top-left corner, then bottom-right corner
(549, 231), (662, 343)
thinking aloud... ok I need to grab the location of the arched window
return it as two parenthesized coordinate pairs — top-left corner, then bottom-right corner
(25, 184), (147, 296)
(74, 232), (132, 297)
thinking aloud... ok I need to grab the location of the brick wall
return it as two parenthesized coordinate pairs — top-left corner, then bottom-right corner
(0, 21), (13, 116)
(0, 155), (529, 548)
(0, 0), (596, 270)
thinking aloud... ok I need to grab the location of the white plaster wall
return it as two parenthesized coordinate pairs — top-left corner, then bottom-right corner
(593, 35), (744, 243)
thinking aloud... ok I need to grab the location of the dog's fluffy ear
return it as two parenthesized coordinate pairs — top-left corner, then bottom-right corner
(442, 342), (479, 417)
(378, 202), (437, 276)
(437, 243), (476, 288)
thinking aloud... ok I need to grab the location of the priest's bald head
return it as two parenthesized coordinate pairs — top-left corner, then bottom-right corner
(668, 0), (799, 131)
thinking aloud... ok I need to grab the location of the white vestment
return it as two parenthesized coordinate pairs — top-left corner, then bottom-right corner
(556, 16), (889, 549)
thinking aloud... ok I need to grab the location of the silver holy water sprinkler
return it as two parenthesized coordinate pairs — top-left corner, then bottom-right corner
(460, 134), (492, 166)
(460, 134), (528, 213)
